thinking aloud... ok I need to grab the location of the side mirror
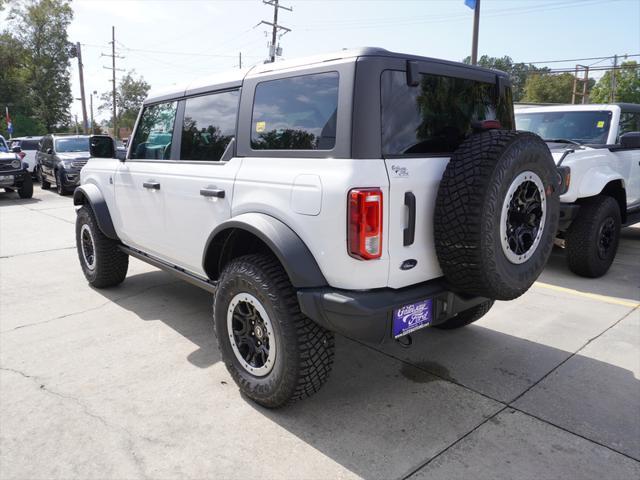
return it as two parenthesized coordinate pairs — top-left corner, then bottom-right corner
(12, 146), (21, 154)
(620, 131), (640, 149)
(89, 135), (116, 159)
(46, 148), (53, 155)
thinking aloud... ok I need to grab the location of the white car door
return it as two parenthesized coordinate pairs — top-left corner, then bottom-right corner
(161, 90), (241, 276)
(114, 100), (178, 259)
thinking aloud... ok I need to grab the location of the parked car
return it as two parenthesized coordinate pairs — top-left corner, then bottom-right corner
(75, 48), (560, 407)
(0, 135), (33, 198)
(515, 103), (640, 277)
(36, 134), (90, 195)
(9, 136), (42, 179)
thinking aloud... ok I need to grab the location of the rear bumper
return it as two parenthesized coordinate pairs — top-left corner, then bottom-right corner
(558, 203), (580, 231)
(297, 278), (489, 343)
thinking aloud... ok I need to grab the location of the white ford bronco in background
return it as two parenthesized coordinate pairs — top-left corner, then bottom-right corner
(75, 48), (559, 407)
(515, 104), (640, 277)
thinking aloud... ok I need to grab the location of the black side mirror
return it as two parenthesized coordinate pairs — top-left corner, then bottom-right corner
(12, 146), (21, 153)
(89, 135), (116, 159)
(46, 148), (53, 155)
(620, 131), (640, 149)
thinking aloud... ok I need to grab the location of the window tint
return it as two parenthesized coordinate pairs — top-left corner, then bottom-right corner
(515, 111), (612, 145)
(381, 70), (514, 155)
(0, 138), (7, 152)
(130, 101), (177, 160)
(618, 112), (640, 140)
(55, 137), (89, 153)
(251, 72), (339, 150)
(19, 139), (40, 150)
(180, 90), (239, 161)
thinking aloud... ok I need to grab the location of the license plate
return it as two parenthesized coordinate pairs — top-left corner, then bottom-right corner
(393, 298), (433, 338)
(0, 175), (14, 181)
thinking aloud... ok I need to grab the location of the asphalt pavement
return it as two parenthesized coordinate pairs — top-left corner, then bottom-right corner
(1, 188), (638, 480)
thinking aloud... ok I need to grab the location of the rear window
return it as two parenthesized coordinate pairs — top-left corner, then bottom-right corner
(515, 110), (612, 145)
(20, 139), (40, 150)
(381, 70), (514, 156)
(251, 72), (338, 150)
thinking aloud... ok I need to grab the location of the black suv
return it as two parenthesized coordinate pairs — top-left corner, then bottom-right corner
(37, 134), (90, 195)
(0, 135), (33, 198)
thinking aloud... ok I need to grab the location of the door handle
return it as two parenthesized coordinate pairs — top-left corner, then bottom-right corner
(143, 181), (160, 190)
(200, 187), (225, 198)
(403, 191), (416, 246)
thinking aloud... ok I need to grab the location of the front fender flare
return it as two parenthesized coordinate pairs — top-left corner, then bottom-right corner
(203, 213), (327, 288)
(73, 184), (118, 240)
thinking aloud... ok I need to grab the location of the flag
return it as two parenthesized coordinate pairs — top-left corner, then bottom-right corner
(5, 107), (12, 135)
(465, 0), (477, 9)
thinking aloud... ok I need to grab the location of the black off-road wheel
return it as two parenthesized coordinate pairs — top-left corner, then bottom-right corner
(18, 174), (33, 199)
(434, 130), (559, 301)
(433, 300), (495, 330)
(75, 206), (129, 288)
(213, 254), (335, 408)
(565, 195), (621, 278)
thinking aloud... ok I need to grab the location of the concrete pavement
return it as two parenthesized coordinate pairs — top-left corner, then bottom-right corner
(1, 188), (638, 480)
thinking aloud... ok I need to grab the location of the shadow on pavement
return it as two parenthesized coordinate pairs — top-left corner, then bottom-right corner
(0, 191), (42, 205)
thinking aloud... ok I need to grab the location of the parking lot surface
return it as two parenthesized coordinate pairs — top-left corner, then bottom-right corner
(1, 188), (639, 480)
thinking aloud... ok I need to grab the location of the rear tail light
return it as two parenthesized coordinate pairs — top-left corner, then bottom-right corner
(348, 188), (383, 260)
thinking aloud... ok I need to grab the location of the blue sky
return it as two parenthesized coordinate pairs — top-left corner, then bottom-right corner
(10, 0), (640, 122)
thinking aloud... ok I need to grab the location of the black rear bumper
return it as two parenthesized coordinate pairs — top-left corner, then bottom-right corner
(297, 279), (489, 343)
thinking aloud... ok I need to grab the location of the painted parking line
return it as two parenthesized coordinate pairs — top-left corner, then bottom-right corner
(533, 281), (640, 309)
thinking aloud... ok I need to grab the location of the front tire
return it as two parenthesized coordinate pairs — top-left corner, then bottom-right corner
(565, 195), (621, 278)
(75, 206), (129, 288)
(55, 170), (67, 195)
(18, 174), (33, 199)
(433, 300), (495, 330)
(214, 254), (334, 408)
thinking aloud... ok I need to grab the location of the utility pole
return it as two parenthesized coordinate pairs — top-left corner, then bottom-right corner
(75, 42), (89, 134)
(239, 51), (242, 69)
(611, 54), (618, 103)
(101, 26), (124, 139)
(258, 0), (292, 63)
(471, 0), (480, 65)
(90, 90), (97, 134)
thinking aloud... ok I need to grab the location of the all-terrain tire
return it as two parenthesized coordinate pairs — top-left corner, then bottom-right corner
(18, 174), (33, 199)
(433, 300), (495, 330)
(213, 254), (334, 408)
(434, 130), (559, 301)
(565, 195), (621, 278)
(75, 206), (129, 288)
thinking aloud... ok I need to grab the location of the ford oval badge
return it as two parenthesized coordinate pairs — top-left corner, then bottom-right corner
(400, 259), (418, 270)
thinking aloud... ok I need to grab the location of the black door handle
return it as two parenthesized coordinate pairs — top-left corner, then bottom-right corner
(200, 188), (225, 198)
(143, 181), (160, 190)
(403, 191), (416, 246)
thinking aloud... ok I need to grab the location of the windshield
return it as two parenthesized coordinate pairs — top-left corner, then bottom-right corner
(0, 138), (8, 152)
(515, 110), (612, 145)
(55, 137), (90, 153)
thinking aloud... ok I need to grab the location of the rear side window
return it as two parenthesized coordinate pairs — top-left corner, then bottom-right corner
(381, 70), (514, 155)
(251, 72), (338, 150)
(130, 101), (177, 160)
(618, 112), (640, 140)
(180, 90), (239, 161)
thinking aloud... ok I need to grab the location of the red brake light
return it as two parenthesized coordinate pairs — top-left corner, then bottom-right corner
(348, 188), (383, 260)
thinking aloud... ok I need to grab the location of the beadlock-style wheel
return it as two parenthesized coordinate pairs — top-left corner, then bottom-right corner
(80, 223), (96, 271)
(226, 292), (277, 377)
(499, 170), (546, 265)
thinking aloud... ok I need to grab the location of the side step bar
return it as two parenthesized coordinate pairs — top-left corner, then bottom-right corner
(119, 245), (217, 293)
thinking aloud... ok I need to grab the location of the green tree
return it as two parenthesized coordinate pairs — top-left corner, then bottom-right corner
(99, 71), (151, 131)
(463, 55), (547, 102)
(521, 72), (578, 104)
(590, 61), (640, 104)
(8, 0), (74, 131)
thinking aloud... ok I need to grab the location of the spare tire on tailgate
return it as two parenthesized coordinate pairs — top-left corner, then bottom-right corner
(434, 130), (559, 301)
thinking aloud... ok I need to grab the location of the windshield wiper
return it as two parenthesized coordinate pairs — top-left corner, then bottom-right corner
(543, 138), (581, 146)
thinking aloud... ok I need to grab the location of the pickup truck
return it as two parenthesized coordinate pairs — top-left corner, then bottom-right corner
(515, 103), (640, 277)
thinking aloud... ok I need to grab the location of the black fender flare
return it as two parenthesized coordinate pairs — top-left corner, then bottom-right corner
(203, 213), (327, 288)
(73, 184), (119, 240)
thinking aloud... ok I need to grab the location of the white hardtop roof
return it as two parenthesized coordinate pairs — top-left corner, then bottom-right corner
(514, 103), (638, 114)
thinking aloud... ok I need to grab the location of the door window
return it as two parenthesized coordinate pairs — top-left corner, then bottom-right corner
(618, 112), (640, 141)
(180, 90), (239, 161)
(130, 101), (177, 160)
(251, 72), (339, 150)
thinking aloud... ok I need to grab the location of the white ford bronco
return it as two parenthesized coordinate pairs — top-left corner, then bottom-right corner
(75, 48), (559, 407)
(515, 104), (640, 277)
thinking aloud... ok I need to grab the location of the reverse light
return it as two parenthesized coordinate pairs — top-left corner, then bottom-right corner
(348, 188), (383, 260)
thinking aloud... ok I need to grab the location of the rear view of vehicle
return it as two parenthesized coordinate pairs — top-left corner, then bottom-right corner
(10, 136), (42, 178)
(0, 135), (33, 198)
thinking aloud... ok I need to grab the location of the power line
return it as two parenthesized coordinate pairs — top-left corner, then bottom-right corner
(524, 54), (640, 65)
(258, 0), (292, 63)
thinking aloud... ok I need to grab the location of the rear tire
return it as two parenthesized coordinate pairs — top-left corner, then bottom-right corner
(75, 206), (129, 288)
(18, 174), (33, 199)
(213, 254), (334, 408)
(433, 300), (495, 330)
(565, 195), (621, 278)
(434, 130), (559, 300)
